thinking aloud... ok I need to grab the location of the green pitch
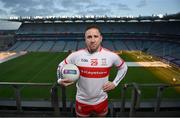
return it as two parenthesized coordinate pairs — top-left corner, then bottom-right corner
(0, 52), (179, 101)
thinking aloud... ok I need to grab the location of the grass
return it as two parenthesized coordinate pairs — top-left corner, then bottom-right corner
(0, 52), (68, 99)
(0, 52), (68, 83)
(0, 51), (179, 101)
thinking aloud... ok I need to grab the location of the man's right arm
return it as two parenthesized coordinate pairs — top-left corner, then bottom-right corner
(57, 54), (75, 86)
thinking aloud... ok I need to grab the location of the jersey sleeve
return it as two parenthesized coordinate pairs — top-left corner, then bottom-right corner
(112, 53), (128, 86)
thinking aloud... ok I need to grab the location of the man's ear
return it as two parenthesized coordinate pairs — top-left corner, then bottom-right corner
(100, 35), (103, 42)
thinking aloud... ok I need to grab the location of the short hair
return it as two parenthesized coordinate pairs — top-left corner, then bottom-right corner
(85, 25), (102, 34)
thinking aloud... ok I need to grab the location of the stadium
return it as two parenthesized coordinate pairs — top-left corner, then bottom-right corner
(0, 13), (180, 117)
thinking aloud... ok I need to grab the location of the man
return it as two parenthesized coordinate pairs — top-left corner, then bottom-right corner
(57, 25), (128, 117)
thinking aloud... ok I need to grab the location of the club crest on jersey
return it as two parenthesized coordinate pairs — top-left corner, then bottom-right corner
(101, 58), (107, 66)
(91, 59), (98, 66)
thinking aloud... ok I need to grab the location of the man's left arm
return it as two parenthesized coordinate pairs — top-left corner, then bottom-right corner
(103, 55), (128, 92)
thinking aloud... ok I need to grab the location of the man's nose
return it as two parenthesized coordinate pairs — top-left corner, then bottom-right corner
(91, 37), (96, 42)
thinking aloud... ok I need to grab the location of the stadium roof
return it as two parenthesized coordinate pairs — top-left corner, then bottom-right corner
(1, 13), (180, 23)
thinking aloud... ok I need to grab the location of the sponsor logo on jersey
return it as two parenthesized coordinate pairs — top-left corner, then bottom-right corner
(78, 66), (110, 78)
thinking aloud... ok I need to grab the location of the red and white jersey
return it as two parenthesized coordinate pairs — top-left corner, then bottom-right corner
(57, 47), (128, 105)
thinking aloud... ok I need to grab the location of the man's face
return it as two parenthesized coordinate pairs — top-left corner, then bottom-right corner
(85, 28), (102, 53)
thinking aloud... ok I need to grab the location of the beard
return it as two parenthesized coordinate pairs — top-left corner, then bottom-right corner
(87, 44), (100, 53)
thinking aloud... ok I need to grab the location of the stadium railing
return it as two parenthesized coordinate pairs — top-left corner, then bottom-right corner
(52, 82), (180, 117)
(0, 82), (53, 114)
(116, 83), (180, 117)
(0, 82), (180, 117)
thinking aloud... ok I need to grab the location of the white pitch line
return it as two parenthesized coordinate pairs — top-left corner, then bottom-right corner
(126, 61), (171, 67)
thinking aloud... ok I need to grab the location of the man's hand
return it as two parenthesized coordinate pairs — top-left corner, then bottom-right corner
(103, 81), (116, 92)
(57, 78), (74, 87)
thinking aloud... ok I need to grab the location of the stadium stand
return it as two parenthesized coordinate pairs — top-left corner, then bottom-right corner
(64, 40), (77, 51)
(0, 14), (180, 116)
(77, 40), (86, 49)
(38, 41), (55, 52)
(51, 41), (66, 52)
(26, 41), (44, 52)
(8, 41), (21, 51)
(13, 41), (32, 51)
(0, 30), (15, 51)
(114, 40), (129, 50)
(6, 20), (179, 68)
(102, 40), (115, 51)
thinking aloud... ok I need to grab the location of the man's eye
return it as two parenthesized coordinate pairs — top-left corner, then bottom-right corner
(87, 36), (92, 39)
